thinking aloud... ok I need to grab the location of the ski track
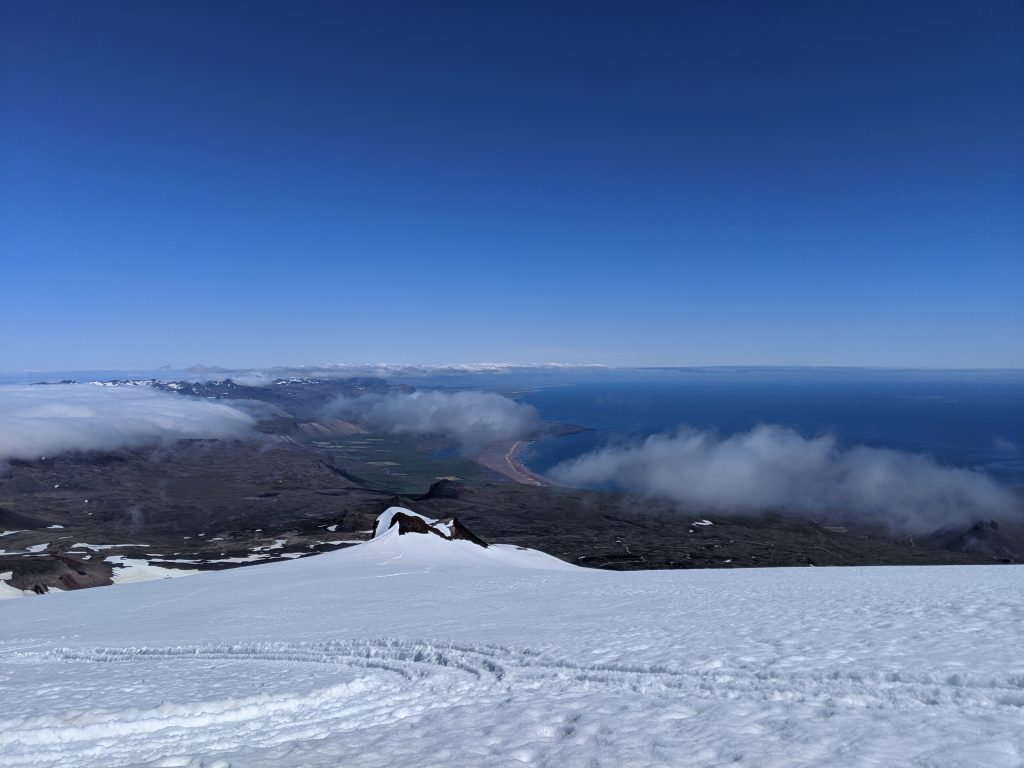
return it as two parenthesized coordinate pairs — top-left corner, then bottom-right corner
(2, 638), (1023, 768)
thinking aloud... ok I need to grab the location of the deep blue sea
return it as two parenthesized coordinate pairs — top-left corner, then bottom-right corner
(515, 371), (1024, 485)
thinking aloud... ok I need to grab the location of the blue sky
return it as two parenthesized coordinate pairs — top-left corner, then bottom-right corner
(2, 1), (1022, 371)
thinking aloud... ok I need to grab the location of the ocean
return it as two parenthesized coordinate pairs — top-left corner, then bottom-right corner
(515, 370), (1024, 485)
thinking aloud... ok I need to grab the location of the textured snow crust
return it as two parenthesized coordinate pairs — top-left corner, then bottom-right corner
(0, 521), (1021, 768)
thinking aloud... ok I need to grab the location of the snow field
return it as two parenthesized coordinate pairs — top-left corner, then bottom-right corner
(0, 515), (1021, 767)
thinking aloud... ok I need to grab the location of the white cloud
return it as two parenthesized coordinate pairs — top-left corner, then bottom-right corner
(549, 425), (1017, 534)
(325, 390), (539, 454)
(0, 384), (255, 462)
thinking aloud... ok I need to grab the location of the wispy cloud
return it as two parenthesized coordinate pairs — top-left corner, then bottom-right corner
(0, 384), (255, 462)
(549, 425), (1017, 534)
(325, 390), (539, 454)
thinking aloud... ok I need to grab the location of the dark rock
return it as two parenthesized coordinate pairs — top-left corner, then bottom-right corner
(418, 479), (466, 500)
(923, 518), (1024, 560)
(1, 554), (113, 594)
(448, 517), (489, 547)
(374, 509), (489, 548)
(0, 506), (47, 530)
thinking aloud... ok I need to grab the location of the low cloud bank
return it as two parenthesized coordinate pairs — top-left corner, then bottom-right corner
(0, 384), (255, 462)
(325, 390), (539, 454)
(549, 425), (1016, 534)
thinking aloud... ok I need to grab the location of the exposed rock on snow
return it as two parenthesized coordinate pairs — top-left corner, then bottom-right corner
(372, 506), (489, 548)
(356, 507), (577, 572)
(0, 553), (112, 596)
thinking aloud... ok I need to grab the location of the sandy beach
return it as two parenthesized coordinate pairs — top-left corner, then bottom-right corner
(475, 440), (547, 486)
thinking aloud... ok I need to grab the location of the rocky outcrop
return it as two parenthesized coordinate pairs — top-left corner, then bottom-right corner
(373, 507), (489, 548)
(923, 519), (1024, 563)
(0, 505), (48, 530)
(1, 554), (113, 595)
(417, 479), (466, 500)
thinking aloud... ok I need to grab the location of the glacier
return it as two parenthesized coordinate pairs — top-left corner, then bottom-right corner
(0, 508), (1022, 767)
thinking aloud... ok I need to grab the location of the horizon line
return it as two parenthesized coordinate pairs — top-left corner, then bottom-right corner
(3, 363), (1024, 378)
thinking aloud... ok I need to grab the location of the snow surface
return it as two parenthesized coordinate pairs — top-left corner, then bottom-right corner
(0, 513), (1021, 767)
(0, 583), (60, 601)
(104, 556), (201, 584)
(0, 573), (32, 601)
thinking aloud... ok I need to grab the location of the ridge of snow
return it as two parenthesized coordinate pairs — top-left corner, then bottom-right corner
(363, 508), (577, 571)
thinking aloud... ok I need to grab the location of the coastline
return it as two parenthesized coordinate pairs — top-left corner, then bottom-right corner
(475, 440), (548, 486)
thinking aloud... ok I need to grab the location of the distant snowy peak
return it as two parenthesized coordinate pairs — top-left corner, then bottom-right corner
(184, 362), (609, 383)
(372, 506), (489, 548)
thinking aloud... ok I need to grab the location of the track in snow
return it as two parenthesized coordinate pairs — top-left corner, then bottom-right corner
(2, 639), (1022, 768)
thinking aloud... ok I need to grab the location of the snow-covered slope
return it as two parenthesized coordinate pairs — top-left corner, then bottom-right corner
(0, 508), (1021, 768)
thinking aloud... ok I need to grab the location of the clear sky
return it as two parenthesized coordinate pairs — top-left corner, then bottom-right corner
(2, 0), (1022, 371)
